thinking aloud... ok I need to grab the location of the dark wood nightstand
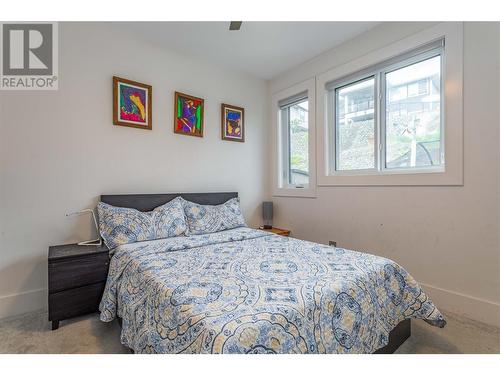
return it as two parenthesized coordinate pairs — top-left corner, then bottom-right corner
(258, 226), (291, 237)
(48, 243), (109, 330)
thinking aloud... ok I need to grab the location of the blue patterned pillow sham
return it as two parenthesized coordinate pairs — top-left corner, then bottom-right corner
(181, 197), (246, 235)
(97, 197), (187, 250)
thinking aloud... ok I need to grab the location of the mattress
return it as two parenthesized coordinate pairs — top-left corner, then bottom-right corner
(99, 227), (445, 353)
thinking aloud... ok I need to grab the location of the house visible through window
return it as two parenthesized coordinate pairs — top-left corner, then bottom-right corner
(279, 95), (309, 187)
(336, 77), (375, 171)
(328, 38), (444, 175)
(385, 55), (441, 169)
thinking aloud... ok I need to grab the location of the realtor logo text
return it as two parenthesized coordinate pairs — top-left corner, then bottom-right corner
(0, 22), (58, 90)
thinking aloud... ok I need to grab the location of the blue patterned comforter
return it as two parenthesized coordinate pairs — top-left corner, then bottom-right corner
(99, 227), (445, 353)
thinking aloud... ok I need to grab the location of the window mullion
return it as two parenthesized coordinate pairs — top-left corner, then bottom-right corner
(379, 70), (386, 172)
(287, 107), (292, 185)
(284, 108), (290, 184)
(280, 108), (289, 186)
(333, 89), (338, 173)
(374, 73), (380, 172)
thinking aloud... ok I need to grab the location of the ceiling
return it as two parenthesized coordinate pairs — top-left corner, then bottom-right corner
(114, 22), (380, 80)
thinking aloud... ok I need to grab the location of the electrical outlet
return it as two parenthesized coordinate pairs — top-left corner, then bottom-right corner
(329, 240), (337, 247)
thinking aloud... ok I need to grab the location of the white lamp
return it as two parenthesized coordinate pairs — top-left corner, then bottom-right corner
(66, 209), (102, 246)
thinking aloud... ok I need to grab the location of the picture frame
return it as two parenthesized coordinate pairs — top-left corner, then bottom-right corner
(221, 103), (245, 142)
(113, 76), (152, 130)
(174, 91), (204, 137)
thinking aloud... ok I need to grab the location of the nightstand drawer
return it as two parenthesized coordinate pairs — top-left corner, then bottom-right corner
(48, 282), (105, 322)
(49, 253), (109, 292)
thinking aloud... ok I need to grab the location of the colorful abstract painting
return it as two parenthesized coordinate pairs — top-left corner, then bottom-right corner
(113, 76), (152, 130)
(174, 92), (204, 137)
(221, 104), (244, 142)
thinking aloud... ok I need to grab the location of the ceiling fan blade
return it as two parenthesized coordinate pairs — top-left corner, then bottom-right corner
(229, 21), (242, 31)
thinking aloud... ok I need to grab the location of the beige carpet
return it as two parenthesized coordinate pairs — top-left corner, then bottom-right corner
(0, 310), (498, 354)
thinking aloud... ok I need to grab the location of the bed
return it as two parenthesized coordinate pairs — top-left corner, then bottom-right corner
(98, 192), (445, 354)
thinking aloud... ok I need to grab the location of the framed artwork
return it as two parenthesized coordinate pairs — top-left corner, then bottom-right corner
(221, 103), (245, 142)
(113, 76), (152, 130)
(174, 91), (204, 137)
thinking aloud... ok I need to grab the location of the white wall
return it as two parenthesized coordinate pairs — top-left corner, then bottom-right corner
(268, 22), (500, 326)
(0, 22), (268, 318)
(1, 21), (498, 328)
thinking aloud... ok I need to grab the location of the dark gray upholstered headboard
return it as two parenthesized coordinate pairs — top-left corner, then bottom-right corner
(100, 192), (238, 212)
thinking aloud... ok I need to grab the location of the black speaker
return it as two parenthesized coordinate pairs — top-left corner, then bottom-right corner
(262, 201), (273, 229)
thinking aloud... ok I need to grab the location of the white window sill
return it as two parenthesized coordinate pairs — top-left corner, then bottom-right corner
(317, 167), (462, 186)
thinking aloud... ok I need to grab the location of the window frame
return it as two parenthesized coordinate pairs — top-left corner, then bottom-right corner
(316, 22), (463, 186)
(331, 74), (378, 175)
(328, 46), (445, 176)
(380, 49), (445, 174)
(280, 96), (310, 188)
(272, 78), (316, 198)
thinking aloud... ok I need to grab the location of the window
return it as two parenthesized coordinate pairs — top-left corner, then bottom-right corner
(280, 96), (309, 187)
(328, 39), (444, 175)
(335, 77), (375, 171)
(385, 56), (441, 169)
(272, 78), (316, 197)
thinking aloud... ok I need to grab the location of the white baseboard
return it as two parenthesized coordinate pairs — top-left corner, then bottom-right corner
(0, 289), (47, 319)
(420, 282), (500, 327)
